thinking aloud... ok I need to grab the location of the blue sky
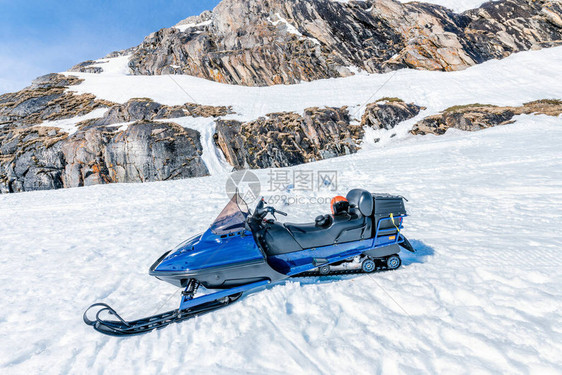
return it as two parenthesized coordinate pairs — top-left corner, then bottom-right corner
(0, 0), (221, 94)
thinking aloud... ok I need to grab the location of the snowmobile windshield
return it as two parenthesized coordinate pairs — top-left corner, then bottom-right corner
(210, 194), (249, 235)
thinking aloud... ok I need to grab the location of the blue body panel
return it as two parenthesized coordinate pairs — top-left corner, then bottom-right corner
(155, 229), (264, 273)
(276, 239), (375, 276)
(154, 215), (407, 277)
(269, 233), (404, 276)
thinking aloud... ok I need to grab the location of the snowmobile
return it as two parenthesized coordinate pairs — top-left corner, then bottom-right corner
(84, 188), (414, 336)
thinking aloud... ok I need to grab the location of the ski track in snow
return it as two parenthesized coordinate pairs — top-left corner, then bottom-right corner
(1, 114), (561, 374)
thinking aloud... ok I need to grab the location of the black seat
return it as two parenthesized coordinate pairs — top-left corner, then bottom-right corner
(262, 189), (375, 255)
(285, 212), (370, 249)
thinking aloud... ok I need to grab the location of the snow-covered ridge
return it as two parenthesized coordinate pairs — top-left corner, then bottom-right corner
(54, 46), (562, 176)
(66, 47), (562, 124)
(88, 55), (132, 75)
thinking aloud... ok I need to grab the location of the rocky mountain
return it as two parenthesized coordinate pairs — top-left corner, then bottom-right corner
(1, 0), (561, 193)
(126, 0), (562, 86)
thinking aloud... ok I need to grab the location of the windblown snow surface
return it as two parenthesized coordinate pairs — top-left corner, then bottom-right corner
(1, 46), (562, 373)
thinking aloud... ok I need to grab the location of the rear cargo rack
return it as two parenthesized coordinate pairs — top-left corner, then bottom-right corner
(374, 215), (406, 247)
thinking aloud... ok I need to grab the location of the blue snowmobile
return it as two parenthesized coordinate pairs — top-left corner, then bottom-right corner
(84, 188), (414, 336)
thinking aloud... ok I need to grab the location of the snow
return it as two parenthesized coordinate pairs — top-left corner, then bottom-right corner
(268, 13), (304, 37)
(267, 14), (322, 45)
(174, 19), (212, 33)
(155, 116), (232, 175)
(3, 25), (562, 373)
(1, 114), (561, 373)
(396, 0), (500, 13)
(82, 55), (132, 75)
(37, 108), (108, 135)
(65, 46), (562, 124)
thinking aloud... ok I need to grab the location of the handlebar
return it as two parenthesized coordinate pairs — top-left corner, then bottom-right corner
(252, 198), (287, 220)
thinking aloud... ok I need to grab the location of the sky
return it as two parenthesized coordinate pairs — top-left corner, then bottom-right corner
(0, 0), (221, 94)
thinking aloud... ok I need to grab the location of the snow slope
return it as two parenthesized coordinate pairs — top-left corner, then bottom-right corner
(66, 47), (562, 123)
(1, 114), (561, 374)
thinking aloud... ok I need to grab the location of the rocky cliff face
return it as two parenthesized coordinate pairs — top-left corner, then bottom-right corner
(0, 120), (209, 193)
(411, 100), (562, 135)
(361, 99), (424, 130)
(214, 107), (362, 168)
(0, 74), (234, 193)
(0, 74), (113, 127)
(61, 121), (208, 188)
(126, 0), (562, 86)
(0, 121), (208, 193)
(214, 100), (423, 169)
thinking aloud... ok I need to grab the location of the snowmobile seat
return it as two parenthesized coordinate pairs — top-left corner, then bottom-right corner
(346, 189), (373, 217)
(284, 212), (372, 250)
(262, 189), (375, 255)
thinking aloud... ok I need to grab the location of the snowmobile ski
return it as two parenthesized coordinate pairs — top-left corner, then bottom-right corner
(84, 280), (267, 336)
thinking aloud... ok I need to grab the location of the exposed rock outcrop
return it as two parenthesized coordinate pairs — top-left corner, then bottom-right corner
(80, 98), (232, 128)
(62, 121), (208, 187)
(214, 107), (363, 169)
(0, 73), (113, 127)
(0, 126), (68, 192)
(0, 95), (435, 193)
(0, 77), (233, 193)
(0, 121), (208, 193)
(126, 0), (562, 86)
(411, 99), (562, 135)
(69, 61), (103, 74)
(361, 99), (425, 130)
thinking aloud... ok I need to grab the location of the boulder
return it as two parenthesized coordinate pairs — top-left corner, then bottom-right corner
(361, 99), (425, 130)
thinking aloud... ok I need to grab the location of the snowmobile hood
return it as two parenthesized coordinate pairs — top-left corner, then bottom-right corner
(149, 228), (264, 276)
